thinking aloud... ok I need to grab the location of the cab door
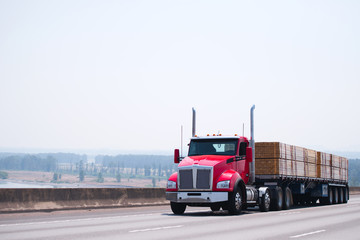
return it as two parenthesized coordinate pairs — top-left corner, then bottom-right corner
(236, 141), (249, 183)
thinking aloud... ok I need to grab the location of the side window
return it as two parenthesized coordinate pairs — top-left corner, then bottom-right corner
(239, 142), (247, 156)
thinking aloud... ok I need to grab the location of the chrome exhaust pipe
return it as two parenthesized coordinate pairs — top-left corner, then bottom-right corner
(249, 105), (255, 184)
(192, 108), (196, 137)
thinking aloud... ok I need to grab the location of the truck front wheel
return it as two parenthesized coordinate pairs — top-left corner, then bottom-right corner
(228, 186), (243, 215)
(171, 202), (186, 215)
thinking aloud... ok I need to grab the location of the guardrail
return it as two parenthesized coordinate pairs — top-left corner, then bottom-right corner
(0, 187), (359, 213)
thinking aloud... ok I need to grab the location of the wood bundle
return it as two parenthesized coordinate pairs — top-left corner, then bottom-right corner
(255, 142), (348, 181)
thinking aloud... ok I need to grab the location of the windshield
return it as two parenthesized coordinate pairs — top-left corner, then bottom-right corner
(188, 139), (238, 156)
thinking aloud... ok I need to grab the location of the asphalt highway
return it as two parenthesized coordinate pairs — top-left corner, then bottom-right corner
(1, 195), (359, 240)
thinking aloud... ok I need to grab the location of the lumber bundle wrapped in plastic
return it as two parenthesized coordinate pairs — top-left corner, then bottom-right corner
(332, 167), (341, 180)
(292, 146), (304, 161)
(340, 157), (348, 170)
(305, 162), (317, 178)
(255, 142), (305, 177)
(305, 149), (317, 164)
(341, 168), (348, 181)
(255, 142), (291, 159)
(316, 151), (332, 179)
(317, 164), (331, 179)
(317, 152), (331, 166)
(331, 155), (341, 168)
(255, 158), (281, 175)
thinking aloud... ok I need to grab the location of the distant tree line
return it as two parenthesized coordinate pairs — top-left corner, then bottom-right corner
(0, 171), (8, 179)
(0, 155), (57, 172)
(94, 154), (175, 183)
(349, 159), (360, 186)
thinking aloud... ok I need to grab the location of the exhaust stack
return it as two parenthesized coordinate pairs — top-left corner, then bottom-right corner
(192, 108), (196, 137)
(249, 105), (255, 185)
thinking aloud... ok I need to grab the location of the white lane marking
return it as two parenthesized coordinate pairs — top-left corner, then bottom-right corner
(279, 211), (301, 216)
(0, 213), (155, 228)
(129, 225), (183, 233)
(290, 230), (326, 238)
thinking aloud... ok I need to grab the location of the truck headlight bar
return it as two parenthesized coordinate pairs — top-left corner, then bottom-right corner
(216, 180), (230, 189)
(167, 180), (177, 189)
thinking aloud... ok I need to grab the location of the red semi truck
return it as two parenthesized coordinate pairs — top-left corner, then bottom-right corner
(166, 106), (349, 214)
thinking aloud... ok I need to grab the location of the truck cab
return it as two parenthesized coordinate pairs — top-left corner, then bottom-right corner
(166, 135), (256, 214)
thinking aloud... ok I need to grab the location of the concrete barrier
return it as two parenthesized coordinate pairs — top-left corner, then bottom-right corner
(0, 188), (167, 213)
(350, 186), (360, 195)
(0, 187), (359, 213)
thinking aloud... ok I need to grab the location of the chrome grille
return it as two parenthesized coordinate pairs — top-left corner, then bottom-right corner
(179, 169), (193, 189)
(196, 169), (211, 189)
(178, 167), (212, 191)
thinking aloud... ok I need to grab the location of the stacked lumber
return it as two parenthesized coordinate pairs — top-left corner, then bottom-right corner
(331, 155), (348, 181)
(255, 142), (308, 177)
(317, 152), (331, 179)
(255, 142), (291, 175)
(255, 142), (348, 181)
(340, 157), (349, 181)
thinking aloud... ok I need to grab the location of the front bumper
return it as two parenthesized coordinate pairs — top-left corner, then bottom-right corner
(166, 191), (228, 203)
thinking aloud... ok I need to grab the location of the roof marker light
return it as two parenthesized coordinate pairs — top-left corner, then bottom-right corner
(207, 134), (210, 136)
(213, 134), (216, 136)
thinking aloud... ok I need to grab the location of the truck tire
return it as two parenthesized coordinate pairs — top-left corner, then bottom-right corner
(210, 204), (221, 212)
(325, 187), (333, 205)
(333, 187), (339, 204)
(259, 188), (271, 212)
(228, 186), (243, 215)
(283, 187), (292, 210)
(171, 202), (186, 215)
(270, 187), (283, 211)
(339, 188), (344, 204)
(343, 188), (348, 203)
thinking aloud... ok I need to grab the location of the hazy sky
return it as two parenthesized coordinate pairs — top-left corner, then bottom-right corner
(0, 1), (359, 155)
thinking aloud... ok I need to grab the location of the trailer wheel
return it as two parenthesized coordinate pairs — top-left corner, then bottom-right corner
(270, 187), (283, 211)
(339, 188), (344, 204)
(170, 202), (186, 215)
(325, 187), (333, 205)
(283, 187), (292, 210)
(259, 189), (271, 212)
(343, 188), (348, 203)
(333, 187), (339, 204)
(228, 186), (243, 215)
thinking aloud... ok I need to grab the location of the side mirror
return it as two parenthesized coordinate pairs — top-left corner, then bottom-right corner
(174, 149), (180, 163)
(246, 147), (253, 162)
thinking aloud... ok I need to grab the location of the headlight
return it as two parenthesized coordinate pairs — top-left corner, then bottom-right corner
(217, 180), (230, 189)
(167, 180), (177, 189)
